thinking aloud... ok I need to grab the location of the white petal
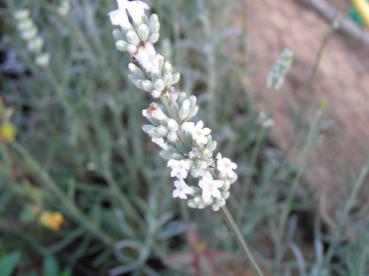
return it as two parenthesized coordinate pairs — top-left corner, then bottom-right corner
(179, 193), (188, 199)
(212, 189), (222, 199)
(197, 120), (204, 128)
(213, 180), (224, 189)
(184, 185), (194, 195)
(202, 171), (213, 181)
(117, 0), (129, 9)
(126, 1), (150, 24)
(202, 128), (211, 135)
(182, 122), (195, 132)
(109, 9), (130, 29)
(167, 159), (176, 167)
(202, 190), (212, 203)
(173, 190), (180, 198)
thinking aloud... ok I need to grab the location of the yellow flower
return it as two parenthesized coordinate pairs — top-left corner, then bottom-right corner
(352, 0), (369, 28)
(39, 211), (64, 231)
(0, 123), (16, 142)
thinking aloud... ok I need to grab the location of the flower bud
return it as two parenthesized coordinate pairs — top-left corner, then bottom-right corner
(167, 119), (178, 132)
(154, 79), (165, 92)
(112, 29), (124, 40)
(126, 31), (140, 46)
(205, 140), (217, 152)
(149, 32), (160, 44)
(143, 103), (168, 122)
(148, 14), (160, 32)
(137, 24), (150, 41)
(177, 92), (187, 105)
(172, 73), (181, 84)
(116, 40), (128, 51)
(164, 62), (172, 75)
(142, 125), (168, 138)
(128, 63), (144, 77)
(167, 132), (178, 143)
(142, 80), (153, 92)
(127, 44), (137, 55)
(164, 74), (173, 87)
(151, 90), (162, 98)
(179, 99), (190, 120)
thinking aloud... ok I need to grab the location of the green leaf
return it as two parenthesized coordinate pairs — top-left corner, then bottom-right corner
(43, 256), (60, 276)
(0, 251), (21, 276)
(60, 268), (72, 276)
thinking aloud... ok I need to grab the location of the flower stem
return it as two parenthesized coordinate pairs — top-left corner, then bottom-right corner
(220, 206), (264, 276)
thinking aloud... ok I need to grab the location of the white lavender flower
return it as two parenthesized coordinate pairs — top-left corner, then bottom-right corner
(182, 121), (211, 145)
(173, 179), (194, 199)
(14, 9), (50, 68)
(109, 0), (238, 211)
(117, 0), (149, 25)
(216, 153), (237, 179)
(199, 171), (224, 204)
(167, 159), (192, 179)
(266, 49), (294, 91)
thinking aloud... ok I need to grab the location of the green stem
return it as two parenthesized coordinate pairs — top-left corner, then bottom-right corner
(277, 110), (322, 243)
(11, 142), (114, 246)
(221, 206), (264, 276)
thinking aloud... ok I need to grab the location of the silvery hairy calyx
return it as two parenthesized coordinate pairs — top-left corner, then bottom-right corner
(108, 0), (238, 211)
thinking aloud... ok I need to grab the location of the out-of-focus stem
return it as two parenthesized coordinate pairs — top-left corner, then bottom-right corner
(221, 206), (264, 276)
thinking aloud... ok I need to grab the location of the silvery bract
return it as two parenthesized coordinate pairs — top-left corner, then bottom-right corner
(109, 0), (238, 211)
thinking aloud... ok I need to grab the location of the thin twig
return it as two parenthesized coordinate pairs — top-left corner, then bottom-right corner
(296, 0), (369, 46)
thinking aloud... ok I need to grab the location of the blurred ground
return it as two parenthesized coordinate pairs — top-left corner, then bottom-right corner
(238, 0), (369, 203)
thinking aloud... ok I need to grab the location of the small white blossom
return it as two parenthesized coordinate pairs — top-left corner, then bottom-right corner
(173, 179), (193, 199)
(216, 153), (237, 178)
(151, 137), (168, 150)
(135, 44), (161, 75)
(117, 0), (149, 25)
(108, 9), (130, 30)
(199, 171), (224, 204)
(167, 159), (191, 179)
(182, 120), (211, 145)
